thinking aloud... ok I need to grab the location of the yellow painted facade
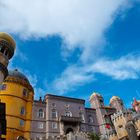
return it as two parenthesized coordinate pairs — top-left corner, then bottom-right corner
(109, 134), (118, 140)
(0, 70), (34, 140)
(112, 114), (132, 139)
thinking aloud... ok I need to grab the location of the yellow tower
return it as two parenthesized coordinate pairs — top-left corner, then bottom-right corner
(0, 32), (16, 83)
(0, 69), (34, 140)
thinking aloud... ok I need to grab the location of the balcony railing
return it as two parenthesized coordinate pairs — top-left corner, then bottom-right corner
(60, 115), (81, 123)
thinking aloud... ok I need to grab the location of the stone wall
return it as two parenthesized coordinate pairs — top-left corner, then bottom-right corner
(67, 132), (90, 140)
(45, 132), (90, 140)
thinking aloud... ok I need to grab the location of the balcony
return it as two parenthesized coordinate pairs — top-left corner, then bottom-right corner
(60, 115), (81, 123)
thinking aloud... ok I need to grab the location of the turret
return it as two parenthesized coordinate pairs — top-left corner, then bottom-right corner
(110, 96), (125, 111)
(0, 69), (34, 139)
(90, 92), (104, 109)
(0, 32), (16, 82)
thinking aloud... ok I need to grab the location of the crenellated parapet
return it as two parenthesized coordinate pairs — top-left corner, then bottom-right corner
(111, 110), (133, 122)
(108, 130), (118, 140)
(111, 110), (133, 139)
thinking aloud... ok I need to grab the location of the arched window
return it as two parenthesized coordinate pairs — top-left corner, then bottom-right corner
(0, 46), (5, 53)
(79, 112), (85, 122)
(0, 84), (7, 90)
(65, 111), (72, 117)
(23, 88), (28, 97)
(20, 107), (25, 115)
(52, 109), (57, 118)
(38, 109), (44, 118)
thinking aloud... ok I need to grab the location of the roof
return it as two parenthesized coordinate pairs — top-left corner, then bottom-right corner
(0, 32), (16, 50)
(45, 94), (85, 104)
(110, 96), (121, 103)
(90, 92), (102, 100)
(101, 106), (116, 110)
(7, 69), (29, 83)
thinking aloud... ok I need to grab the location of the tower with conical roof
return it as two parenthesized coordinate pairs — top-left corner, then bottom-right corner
(0, 69), (34, 139)
(0, 32), (16, 82)
(90, 92), (109, 139)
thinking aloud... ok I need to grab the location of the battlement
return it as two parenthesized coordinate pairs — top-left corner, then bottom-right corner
(108, 129), (117, 136)
(111, 110), (133, 121)
(132, 111), (140, 121)
(108, 130), (118, 140)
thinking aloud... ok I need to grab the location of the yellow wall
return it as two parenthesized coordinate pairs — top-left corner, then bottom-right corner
(0, 80), (33, 140)
(109, 135), (118, 140)
(112, 113), (133, 139)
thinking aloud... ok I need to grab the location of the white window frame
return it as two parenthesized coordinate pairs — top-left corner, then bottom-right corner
(52, 110), (57, 118)
(52, 122), (57, 129)
(38, 109), (44, 118)
(38, 122), (44, 129)
(65, 111), (72, 117)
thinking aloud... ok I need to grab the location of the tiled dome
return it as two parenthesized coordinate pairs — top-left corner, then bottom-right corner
(7, 69), (29, 83)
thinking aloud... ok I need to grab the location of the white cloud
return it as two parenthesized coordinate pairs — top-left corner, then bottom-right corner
(50, 54), (140, 94)
(93, 55), (140, 80)
(1, 0), (137, 95)
(0, 0), (129, 62)
(49, 65), (95, 94)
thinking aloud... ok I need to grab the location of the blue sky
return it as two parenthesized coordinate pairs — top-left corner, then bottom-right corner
(0, 0), (140, 107)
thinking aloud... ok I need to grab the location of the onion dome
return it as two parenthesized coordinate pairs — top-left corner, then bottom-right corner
(110, 96), (121, 103)
(0, 32), (16, 50)
(5, 69), (33, 91)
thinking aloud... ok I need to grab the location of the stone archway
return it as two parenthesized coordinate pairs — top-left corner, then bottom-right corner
(125, 121), (138, 140)
(66, 128), (74, 134)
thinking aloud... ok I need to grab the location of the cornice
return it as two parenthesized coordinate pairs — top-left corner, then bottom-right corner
(5, 77), (34, 92)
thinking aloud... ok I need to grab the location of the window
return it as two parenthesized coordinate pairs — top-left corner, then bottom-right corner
(118, 125), (123, 128)
(38, 122), (44, 129)
(20, 119), (25, 126)
(1, 47), (5, 53)
(79, 112), (85, 122)
(0, 84), (6, 90)
(0, 44), (2, 51)
(52, 122), (57, 129)
(4, 49), (8, 57)
(89, 115), (93, 123)
(23, 88), (28, 97)
(38, 109), (44, 118)
(65, 111), (72, 117)
(20, 107), (25, 115)
(52, 110), (57, 118)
